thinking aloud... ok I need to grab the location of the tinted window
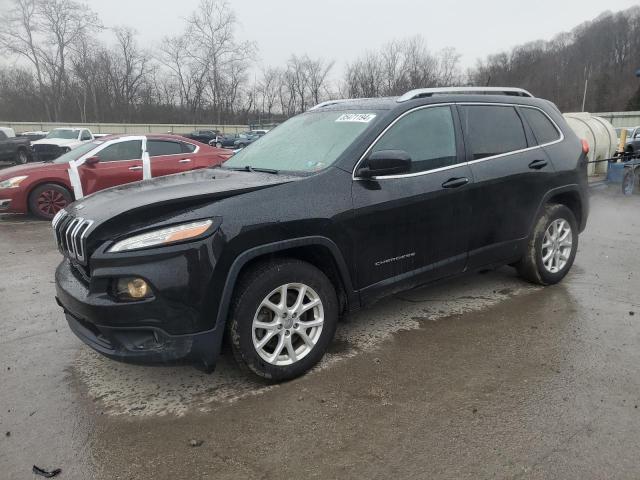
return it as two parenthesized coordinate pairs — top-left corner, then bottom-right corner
(0, 131), (6, 140)
(81, 130), (92, 141)
(460, 105), (527, 160)
(98, 140), (142, 161)
(148, 140), (183, 156)
(520, 108), (560, 145)
(372, 106), (457, 173)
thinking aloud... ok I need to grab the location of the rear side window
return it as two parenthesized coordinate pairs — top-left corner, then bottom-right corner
(460, 105), (527, 160)
(372, 105), (458, 173)
(148, 140), (183, 156)
(520, 107), (561, 145)
(98, 140), (142, 161)
(0, 131), (6, 140)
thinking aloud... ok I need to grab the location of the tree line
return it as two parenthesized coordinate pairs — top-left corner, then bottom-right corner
(0, 0), (639, 126)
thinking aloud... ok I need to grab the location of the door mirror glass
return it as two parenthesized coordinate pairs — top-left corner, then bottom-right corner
(85, 155), (100, 166)
(358, 150), (412, 178)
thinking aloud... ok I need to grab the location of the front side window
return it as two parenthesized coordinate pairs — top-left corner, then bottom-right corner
(520, 107), (561, 145)
(225, 110), (379, 172)
(0, 131), (7, 140)
(53, 141), (103, 164)
(81, 130), (92, 141)
(371, 106), (458, 173)
(460, 105), (528, 160)
(148, 140), (184, 156)
(98, 140), (142, 161)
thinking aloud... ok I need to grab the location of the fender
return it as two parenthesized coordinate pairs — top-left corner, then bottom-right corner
(213, 236), (357, 330)
(529, 184), (587, 235)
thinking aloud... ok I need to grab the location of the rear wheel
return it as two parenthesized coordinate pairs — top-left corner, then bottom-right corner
(228, 258), (338, 381)
(28, 183), (72, 220)
(622, 169), (636, 195)
(516, 204), (578, 285)
(216, 142), (223, 148)
(15, 149), (28, 165)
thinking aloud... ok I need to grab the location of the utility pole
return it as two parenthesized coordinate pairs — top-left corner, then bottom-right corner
(581, 66), (590, 112)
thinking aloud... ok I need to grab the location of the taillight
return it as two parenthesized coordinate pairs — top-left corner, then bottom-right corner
(581, 139), (590, 155)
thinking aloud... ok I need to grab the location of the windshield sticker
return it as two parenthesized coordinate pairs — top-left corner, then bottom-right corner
(335, 113), (377, 123)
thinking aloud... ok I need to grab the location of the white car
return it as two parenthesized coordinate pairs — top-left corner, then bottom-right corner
(31, 127), (94, 161)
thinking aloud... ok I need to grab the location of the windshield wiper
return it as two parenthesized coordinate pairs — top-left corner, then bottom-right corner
(226, 165), (279, 174)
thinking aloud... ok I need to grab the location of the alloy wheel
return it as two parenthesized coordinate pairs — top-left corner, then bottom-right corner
(37, 190), (68, 217)
(252, 283), (324, 366)
(541, 218), (573, 273)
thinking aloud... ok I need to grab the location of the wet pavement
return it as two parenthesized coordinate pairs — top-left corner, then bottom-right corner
(1, 186), (639, 479)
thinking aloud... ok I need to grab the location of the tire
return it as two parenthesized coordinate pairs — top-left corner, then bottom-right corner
(28, 183), (73, 220)
(516, 204), (579, 286)
(216, 142), (223, 148)
(622, 169), (636, 195)
(228, 258), (339, 382)
(15, 148), (28, 165)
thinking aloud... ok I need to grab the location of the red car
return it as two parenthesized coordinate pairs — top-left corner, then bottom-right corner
(0, 134), (232, 219)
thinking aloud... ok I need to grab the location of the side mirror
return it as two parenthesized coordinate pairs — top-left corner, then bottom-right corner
(357, 150), (412, 178)
(85, 155), (100, 166)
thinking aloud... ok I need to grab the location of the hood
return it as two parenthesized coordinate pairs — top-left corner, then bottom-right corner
(32, 138), (80, 147)
(0, 161), (67, 180)
(65, 168), (302, 225)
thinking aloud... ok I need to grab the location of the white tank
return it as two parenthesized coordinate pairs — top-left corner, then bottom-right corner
(563, 113), (618, 176)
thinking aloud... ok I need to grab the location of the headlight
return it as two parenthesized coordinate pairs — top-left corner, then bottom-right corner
(109, 220), (214, 253)
(0, 176), (28, 189)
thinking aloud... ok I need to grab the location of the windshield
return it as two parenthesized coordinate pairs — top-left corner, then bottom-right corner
(53, 141), (102, 163)
(46, 129), (79, 140)
(224, 110), (379, 172)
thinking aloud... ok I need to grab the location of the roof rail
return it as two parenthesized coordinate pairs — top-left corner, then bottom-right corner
(397, 87), (534, 103)
(308, 99), (352, 111)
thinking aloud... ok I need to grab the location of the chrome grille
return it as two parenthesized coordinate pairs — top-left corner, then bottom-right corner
(52, 210), (94, 263)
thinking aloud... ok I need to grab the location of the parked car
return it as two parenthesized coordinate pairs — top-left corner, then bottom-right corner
(209, 134), (238, 148)
(31, 128), (95, 161)
(616, 126), (640, 155)
(53, 87), (589, 382)
(18, 131), (48, 142)
(0, 127), (33, 165)
(250, 129), (269, 137)
(184, 130), (221, 144)
(0, 134), (232, 220)
(233, 133), (260, 148)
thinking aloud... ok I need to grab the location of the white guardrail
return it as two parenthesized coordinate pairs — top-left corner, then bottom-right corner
(0, 122), (251, 135)
(593, 111), (640, 128)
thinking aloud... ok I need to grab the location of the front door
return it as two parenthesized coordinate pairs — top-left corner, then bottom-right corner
(349, 105), (473, 303)
(79, 139), (144, 195)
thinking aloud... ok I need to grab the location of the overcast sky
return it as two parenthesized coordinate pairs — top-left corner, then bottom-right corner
(88, 0), (638, 74)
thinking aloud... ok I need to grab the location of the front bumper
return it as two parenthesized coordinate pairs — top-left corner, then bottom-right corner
(55, 259), (224, 369)
(0, 198), (12, 211)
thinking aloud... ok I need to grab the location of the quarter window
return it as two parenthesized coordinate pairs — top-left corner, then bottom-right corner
(460, 105), (528, 160)
(520, 107), (561, 145)
(371, 106), (458, 173)
(148, 140), (183, 156)
(98, 140), (142, 161)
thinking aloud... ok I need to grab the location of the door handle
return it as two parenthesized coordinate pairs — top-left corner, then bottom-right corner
(129, 166), (143, 171)
(441, 177), (469, 189)
(528, 159), (548, 170)
(178, 158), (192, 163)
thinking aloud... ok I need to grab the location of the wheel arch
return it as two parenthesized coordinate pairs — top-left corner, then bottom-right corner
(532, 185), (585, 235)
(213, 237), (357, 330)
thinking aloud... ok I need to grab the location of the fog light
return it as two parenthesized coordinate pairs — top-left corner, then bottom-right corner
(116, 277), (151, 300)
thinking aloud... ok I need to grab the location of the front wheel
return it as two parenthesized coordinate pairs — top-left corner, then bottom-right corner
(516, 204), (579, 285)
(228, 259), (338, 381)
(28, 183), (72, 220)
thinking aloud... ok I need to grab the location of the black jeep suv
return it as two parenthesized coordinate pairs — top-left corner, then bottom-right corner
(53, 87), (589, 381)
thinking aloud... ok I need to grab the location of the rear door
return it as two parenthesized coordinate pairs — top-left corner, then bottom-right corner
(79, 139), (143, 194)
(349, 104), (473, 301)
(459, 103), (557, 269)
(149, 139), (197, 177)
